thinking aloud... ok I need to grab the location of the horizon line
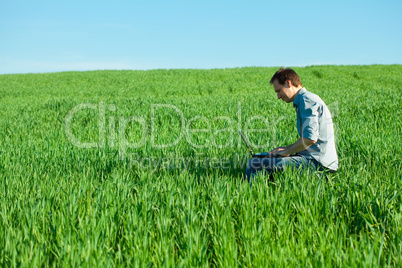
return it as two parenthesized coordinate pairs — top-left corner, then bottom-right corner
(1, 63), (401, 76)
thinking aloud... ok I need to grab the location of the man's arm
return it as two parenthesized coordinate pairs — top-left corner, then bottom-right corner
(268, 137), (316, 157)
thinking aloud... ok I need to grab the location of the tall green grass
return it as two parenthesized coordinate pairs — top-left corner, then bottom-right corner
(0, 65), (401, 266)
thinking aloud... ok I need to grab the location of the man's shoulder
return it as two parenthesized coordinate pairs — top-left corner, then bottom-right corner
(299, 89), (325, 106)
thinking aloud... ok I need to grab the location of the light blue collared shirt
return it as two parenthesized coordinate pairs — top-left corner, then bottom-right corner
(293, 88), (338, 171)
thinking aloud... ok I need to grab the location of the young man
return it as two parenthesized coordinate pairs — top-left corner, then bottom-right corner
(245, 68), (338, 181)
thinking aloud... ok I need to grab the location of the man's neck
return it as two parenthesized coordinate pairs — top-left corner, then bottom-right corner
(290, 86), (303, 102)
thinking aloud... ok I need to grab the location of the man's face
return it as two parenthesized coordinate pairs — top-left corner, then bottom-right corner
(272, 79), (296, 103)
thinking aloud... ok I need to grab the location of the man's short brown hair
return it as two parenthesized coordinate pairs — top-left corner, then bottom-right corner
(270, 68), (302, 87)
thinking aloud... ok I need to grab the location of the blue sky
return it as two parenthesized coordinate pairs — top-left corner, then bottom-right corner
(1, 0), (401, 74)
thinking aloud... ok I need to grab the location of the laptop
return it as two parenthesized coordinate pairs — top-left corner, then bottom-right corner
(239, 129), (271, 158)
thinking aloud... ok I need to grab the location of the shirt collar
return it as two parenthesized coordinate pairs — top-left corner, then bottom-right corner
(293, 87), (306, 108)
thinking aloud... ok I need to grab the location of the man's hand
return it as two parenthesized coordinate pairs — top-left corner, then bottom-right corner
(267, 147), (290, 157)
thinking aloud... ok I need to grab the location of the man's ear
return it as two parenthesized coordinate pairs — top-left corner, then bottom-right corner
(285, 80), (293, 88)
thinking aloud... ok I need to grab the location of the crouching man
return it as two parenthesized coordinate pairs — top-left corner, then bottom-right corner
(246, 68), (338, 181)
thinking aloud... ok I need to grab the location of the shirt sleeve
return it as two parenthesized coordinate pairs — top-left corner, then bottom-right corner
(299, 99), (320, 141)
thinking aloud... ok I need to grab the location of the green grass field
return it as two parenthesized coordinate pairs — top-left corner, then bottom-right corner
(0, 65), (401, 266)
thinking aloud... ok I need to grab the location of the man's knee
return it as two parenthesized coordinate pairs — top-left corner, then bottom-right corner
(246, 158), (260, 171)
(247, 157), (278, 173)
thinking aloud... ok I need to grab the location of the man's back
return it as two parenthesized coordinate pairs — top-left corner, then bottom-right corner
(293, 88), (338, 171)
